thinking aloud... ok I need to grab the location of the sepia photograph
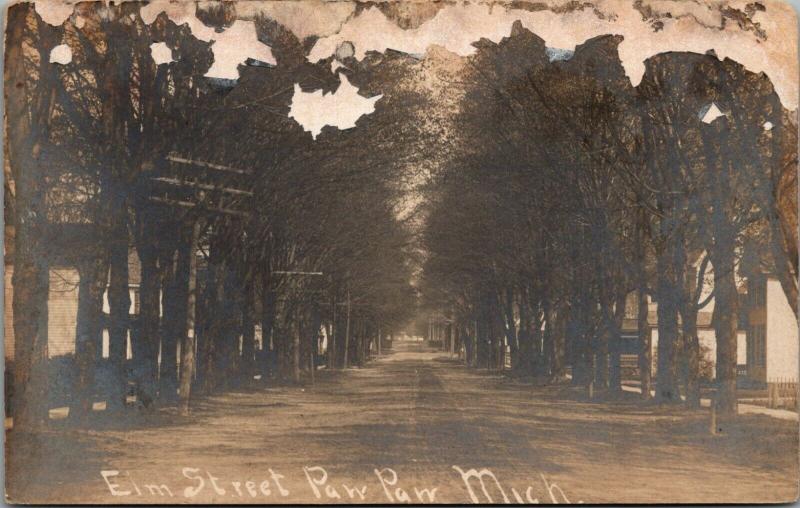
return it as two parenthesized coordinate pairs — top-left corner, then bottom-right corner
(3, 0), (799, 503)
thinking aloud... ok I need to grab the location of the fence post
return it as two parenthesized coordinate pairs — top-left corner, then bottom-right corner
(768, 381), (776, 409)
(710, 397), (717, 435)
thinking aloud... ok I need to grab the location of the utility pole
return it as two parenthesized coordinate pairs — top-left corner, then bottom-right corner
(179, 220), (201, 415)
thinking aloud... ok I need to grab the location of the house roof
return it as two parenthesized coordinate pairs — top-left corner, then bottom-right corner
(5, 221), (142, 287)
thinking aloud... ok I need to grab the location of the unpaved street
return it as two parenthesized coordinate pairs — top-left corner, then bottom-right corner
(6, 342), (798, 504)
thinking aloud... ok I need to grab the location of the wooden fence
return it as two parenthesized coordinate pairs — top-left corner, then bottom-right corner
(767, 378), (798, 409)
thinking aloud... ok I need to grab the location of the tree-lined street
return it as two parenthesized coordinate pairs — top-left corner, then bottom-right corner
(7, 341), (797, 504)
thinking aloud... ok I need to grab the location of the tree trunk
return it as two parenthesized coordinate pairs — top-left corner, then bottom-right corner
(159, 245), (180, 402)
(291, 308), (301, 383)
(503, 287), (518, 372)
(542, 301), (556, 379)
(200, 257), (220, 393)
(359, 320), (368, 366)
(634, 202), (652, 401)
(261, 271), (278, 378)
(682, 308), (701, 408)
(71, 255), (109, 424)
(272, 301), (287, 380)
(517, 295), (532, 376)
(476, 315), (489, 369)
(608, 291), (626, 395)
(217, 264), (241, 389)
(240, 282), (256, 384)
(711, 246), (739, 416)
(464, 320), (475, 367)
(10, 255), (51, 430)
(195, 258), (213, 389)
(136, 244), (161, 406)
(6, 4), (58, 431)
(637, 289), (652, 401)
(567, 311), (584, 385)
(595, 285), (612, 392)
(107, 229), (130, 413)
(327, 290), (337, 369)
(343, 288), (351, 369)
(680, 261), (701, 408)
(550, 306), (566, 381)
(702, 117), (741, 416)
(488, 292), (505, 371)
(308, 304), (322, 380)
(655, 249), (681, 404)
(530, 308), (543, 377)
(201, 241), (231, 393)
(570, 298), (592, 387)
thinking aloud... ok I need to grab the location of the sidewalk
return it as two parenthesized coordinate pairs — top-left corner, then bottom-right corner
(620, 383), (799, 421)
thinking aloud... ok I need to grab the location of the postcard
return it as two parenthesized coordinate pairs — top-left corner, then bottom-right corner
(4, 0), (799, 503)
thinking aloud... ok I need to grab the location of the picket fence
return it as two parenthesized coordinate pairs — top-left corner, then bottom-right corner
(767, 378), (798, 409)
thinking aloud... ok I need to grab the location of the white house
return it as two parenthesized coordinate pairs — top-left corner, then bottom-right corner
(621, 256), (797, 387)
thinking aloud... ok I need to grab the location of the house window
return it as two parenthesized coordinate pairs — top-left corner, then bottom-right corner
(102, 330), (110, 359)
(750, 325), (766, 367)
(625, 292), (638, 320)
(749, 276), (766, 307)
(746, 275), (767, 369)
(132, 288), (140, 315)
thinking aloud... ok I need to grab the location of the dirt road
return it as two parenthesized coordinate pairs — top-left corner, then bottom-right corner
(6, 341), (798, 503)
